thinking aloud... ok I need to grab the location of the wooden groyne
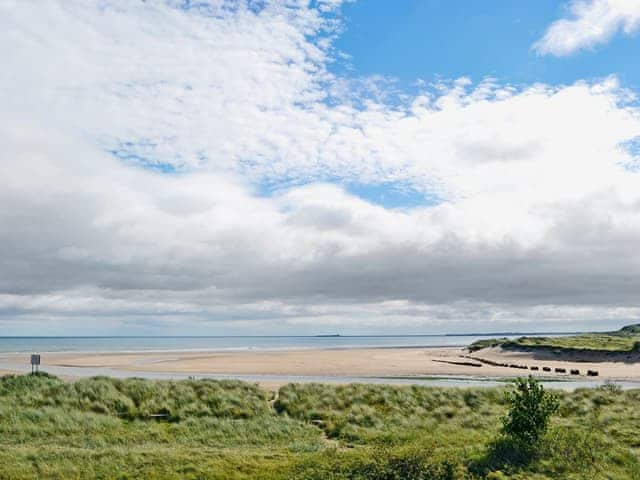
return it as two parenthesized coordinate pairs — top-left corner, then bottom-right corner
(463, 355), (598, 377)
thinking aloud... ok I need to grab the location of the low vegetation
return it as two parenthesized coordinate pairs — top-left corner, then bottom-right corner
(0, 373), (639, 479)
(467, 338), (512, 352)
(469, 323), (640, 353)
(501, 376), (559, 446)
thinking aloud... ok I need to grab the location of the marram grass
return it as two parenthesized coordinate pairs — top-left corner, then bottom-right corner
(469, 323), (640, 353)
(0, 373), (639, 479)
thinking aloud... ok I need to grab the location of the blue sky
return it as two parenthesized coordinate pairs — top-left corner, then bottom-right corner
(2, 0), (640, 335)
(333, 0), (640, 92)
(321, 0), (640, 208)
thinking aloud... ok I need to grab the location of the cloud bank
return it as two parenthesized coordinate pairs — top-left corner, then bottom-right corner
(534, 0), (640, 56)
(2, 0), (640, 334)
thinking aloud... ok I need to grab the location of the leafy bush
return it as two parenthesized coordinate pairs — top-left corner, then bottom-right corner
(502, 377), (558, 447)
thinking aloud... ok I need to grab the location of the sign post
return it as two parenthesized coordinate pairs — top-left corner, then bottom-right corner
(30, 354), (40, 374)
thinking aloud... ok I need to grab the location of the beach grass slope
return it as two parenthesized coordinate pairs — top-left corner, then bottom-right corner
(0, 373), (639, 479)
(469, 323), (640, 354)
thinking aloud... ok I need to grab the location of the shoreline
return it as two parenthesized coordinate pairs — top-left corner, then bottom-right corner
(1, 346), (639, 390)
(0, 332), (578, 356)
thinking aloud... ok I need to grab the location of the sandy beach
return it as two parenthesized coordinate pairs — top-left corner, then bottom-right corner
(1, 346), (638, 388)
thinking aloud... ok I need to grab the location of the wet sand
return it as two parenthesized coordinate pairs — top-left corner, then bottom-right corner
(0, 346), (638, 388)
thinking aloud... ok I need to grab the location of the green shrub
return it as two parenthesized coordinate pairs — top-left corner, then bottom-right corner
(502, 377), (559, 447)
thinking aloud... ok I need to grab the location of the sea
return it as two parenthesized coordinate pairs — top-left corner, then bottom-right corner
(0, 334), (569, 354)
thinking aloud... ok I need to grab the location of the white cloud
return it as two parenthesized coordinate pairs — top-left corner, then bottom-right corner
(1, 1), (640, 333)
(534, 0), (640, 56)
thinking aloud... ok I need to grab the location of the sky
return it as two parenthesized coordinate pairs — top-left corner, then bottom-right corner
(1, 0), (640, 336)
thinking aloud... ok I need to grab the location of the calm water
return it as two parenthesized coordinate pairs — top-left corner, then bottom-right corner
(0, 334), (571, 353)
